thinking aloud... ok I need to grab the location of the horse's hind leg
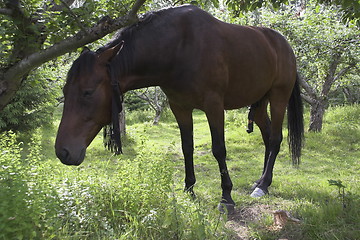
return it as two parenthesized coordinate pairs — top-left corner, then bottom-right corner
(251, 98), (288, 197)
(169, 102), (196, 196)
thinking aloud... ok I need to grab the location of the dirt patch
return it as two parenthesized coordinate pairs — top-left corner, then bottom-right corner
(225, 204), (274, 240)
(225, 204), (303, 240)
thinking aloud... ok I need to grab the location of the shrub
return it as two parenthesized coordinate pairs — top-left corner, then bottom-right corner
(0, 67), (61, 132)
(0, 131), (60, 239)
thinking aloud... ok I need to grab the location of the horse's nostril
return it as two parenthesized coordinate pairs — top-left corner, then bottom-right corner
(56, 148), (70, 164)
(62, 148), (69, 159)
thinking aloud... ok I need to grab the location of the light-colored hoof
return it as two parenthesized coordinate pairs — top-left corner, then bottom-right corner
(250, 187), (266, 198)
(218, 203), (235, 215)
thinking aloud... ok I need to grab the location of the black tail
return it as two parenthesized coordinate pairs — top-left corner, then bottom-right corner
(287, 73), (304, 165)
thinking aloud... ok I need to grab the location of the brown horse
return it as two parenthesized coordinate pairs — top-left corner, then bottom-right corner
(55, 5), (304, 212)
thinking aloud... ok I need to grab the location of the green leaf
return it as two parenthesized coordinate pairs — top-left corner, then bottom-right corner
(211, 0), (219, 8)
(328, 179), (346, 188)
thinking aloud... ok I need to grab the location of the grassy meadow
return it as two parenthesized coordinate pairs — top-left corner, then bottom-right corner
(0, 105), (359, 239)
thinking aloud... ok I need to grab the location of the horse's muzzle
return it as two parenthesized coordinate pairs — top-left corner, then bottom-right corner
(56, 147), (86, 166)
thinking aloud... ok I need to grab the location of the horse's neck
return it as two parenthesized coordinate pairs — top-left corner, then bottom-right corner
(120, 48), (171, 93)
(119, 25), (177, 92)
(121, 74), (163, 92)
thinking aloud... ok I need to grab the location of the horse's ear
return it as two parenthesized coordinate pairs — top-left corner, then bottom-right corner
(81, 46), (91, 54)
(98, 41), (124, 64)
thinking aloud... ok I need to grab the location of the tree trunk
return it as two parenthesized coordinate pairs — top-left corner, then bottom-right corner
(309, 100), (326, 132)
(153, 109), (162, 125)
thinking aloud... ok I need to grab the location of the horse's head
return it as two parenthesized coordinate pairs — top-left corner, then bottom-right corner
(55, 43), (123, 165)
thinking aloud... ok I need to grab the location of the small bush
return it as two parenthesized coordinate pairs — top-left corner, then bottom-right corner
(0, 131), (60, 239)
(0, 69), (61, 132)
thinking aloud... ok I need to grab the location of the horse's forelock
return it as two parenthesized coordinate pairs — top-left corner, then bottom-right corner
(67, 51), (97, 83)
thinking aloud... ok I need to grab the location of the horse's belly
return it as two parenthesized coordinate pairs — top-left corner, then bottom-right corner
(223, 80), (271, 110)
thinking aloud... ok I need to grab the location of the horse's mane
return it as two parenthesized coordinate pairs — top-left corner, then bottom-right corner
(69, 5), (196, 83)
(67, 11), (158, 82)
(99, 7), (174, 50)
(99, 8), (176, 155)
(96, 7), (179, 77)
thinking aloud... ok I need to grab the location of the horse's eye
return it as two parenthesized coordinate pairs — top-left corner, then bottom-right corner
(83, 90), (94, 98)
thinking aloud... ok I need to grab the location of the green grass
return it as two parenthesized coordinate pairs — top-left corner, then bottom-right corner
(1, 105), (359, 239)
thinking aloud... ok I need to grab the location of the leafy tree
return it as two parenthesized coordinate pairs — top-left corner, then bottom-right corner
(133, 87), (168, 125)
(265, 4), (360, 132)
(0, 65), (61, 131)
(223, 0), (360, 25)
(0, 0), (146, 111)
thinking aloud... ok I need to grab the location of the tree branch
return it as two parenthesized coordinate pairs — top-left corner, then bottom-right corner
(128, 0), (147, 21)
(4, 0), (45, 63)
(321, 51), (342, 97)
(6, 0), (30, 30)
(135, 89), (157, 111)
(333, 63), (356, 82)
(297, 75), (317, 101)
(301, 93), (315, 105)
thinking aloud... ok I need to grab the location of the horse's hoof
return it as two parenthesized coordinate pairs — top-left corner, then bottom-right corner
(186, 191), (196, 200)
(184, 187), (196, 200)
(250, 187), (266, 198)
(218, 202), (235, 215)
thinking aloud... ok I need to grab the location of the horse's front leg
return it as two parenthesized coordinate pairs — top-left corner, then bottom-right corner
(169, 102), (196, 196)
(250, 100), (271, 191)
(205, 101), (235, 214)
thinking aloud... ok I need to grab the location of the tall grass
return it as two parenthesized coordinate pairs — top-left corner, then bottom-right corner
(0, 128), (230, 239)
(0, 105), (359, 239)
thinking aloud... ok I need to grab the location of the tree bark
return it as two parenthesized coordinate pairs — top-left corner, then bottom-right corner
(309, 99), (326, 132)
(153, 109), (162, 125)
